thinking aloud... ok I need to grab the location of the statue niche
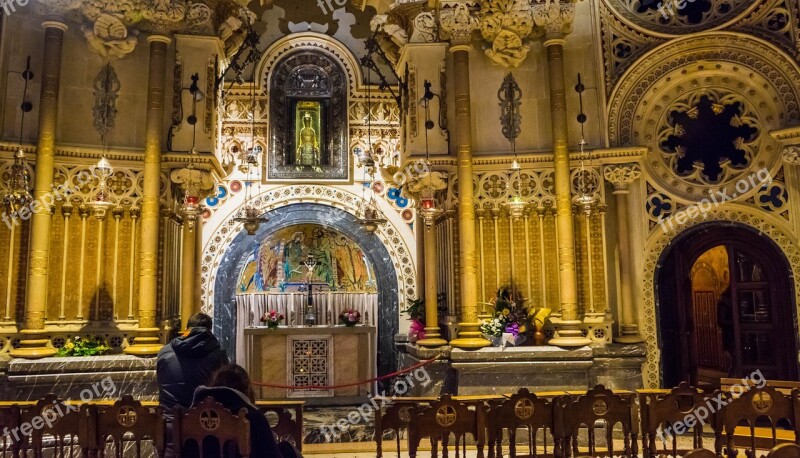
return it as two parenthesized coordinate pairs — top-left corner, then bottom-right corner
(268, 51), (348, 181)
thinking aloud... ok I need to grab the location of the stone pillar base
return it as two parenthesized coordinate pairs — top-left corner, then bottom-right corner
(9, 332), (57, 359)
(549, 320), (592, 347)
(417, 326), (449, 347)
(123, 328), (163, 356)
(450, 322), (491, 349)
(615, 324), (644, 344)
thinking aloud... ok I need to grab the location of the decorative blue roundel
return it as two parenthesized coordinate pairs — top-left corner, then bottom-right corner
(387, 187), (408, 208)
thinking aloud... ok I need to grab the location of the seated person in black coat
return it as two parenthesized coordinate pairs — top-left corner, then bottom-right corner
(187, 364), (300, 458)
(158, 313), (230, 412)
(158, 313), (229, 457)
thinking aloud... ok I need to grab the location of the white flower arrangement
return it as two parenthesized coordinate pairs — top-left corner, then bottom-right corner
(479, 317), (506, 338)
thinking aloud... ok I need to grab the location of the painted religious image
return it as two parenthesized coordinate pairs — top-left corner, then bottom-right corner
(238, 224), (376, 293)
(293, 101), (325, 171)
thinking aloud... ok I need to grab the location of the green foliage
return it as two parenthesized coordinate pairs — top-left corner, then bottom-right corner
(55, 336), (110, 357)
(401, 298), (425, 323)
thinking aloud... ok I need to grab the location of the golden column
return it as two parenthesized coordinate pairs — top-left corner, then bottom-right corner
(440, 3), (489, 349)
(11, 21), (68, 358)
(179, 207), (200, 329)
(172, 166), (213, 330)
(125, 35), (171, 356)
(541, 12), (591, 347)
(604, 164), (643, 343)
(417, 212), (447, 347)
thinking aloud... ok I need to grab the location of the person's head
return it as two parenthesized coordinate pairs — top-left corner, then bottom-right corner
(211, 364), (255, 401)
(187, 313), (213, 330)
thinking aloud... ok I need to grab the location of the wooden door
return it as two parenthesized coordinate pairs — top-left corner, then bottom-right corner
(658, 226), (799, 387)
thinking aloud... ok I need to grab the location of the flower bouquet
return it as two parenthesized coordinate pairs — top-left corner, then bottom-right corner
(56, 336), (110, 357)
(402, 298), (426, 342)
(479, 317), (505, 347)
(339, 309), (361, 327)
(408, 318), (426, 342)
(480, 285), (545, 347)
(260, 310), (284, 329)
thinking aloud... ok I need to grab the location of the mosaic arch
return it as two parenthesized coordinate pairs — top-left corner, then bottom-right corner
(200, 185), (417, 375)
(641, 204), (800, 387)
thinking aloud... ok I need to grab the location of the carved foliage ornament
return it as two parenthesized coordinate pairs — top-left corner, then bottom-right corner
(479, 0), (534, 67)
(38, 0), (252, 59)
(531, 0), (576, 38)
(603, 164), (641, 189)
(439, 3), (480, 45)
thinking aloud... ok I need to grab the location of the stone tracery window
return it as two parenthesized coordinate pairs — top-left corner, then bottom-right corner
(659, 93), (759, 185)
(605, 0), (752, 35)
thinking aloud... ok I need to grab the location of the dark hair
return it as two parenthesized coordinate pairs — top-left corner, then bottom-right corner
(187, 313), (213, 330)
(211, 364), (256, 401)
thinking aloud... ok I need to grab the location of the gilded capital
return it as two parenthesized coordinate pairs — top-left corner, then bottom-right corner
(170, 167), (215, 201)
(532, 0), (576, 40)
(604, 164), (642, 190)
(439, 2), (479, 46)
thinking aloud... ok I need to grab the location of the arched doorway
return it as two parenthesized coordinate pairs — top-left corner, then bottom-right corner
(212, 203), (400, 378)
(657, 222), (799, 388)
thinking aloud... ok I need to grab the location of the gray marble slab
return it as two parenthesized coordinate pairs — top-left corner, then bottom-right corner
(3, 355), (157, 401)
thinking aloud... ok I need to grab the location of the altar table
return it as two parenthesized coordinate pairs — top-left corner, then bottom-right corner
(244, 326), (376, 400)
(235, 292), (377, 362)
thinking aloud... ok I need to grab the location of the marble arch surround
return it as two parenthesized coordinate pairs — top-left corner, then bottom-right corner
(642, 205), (800, 388)
(200, 184), (418, 375)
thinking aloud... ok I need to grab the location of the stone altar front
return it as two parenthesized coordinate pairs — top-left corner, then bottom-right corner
(244, 326), (376, 404)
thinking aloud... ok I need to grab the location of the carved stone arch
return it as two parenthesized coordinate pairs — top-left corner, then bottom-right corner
(608, 32), (800, 201)
(200, 184), (417, 374)
(256, 32), (364, 95)
(641, 204), (800, 387)
(600, 0), (761, 37)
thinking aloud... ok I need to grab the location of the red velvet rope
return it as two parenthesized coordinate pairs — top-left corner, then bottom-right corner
(251, 357), (439, 390)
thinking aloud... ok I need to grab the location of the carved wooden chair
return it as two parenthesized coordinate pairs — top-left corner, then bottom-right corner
(89, 394), (165, 458)
(683, 449), (718, 458)
(0, 404), (21, 458)
(486, 388), (560, 458)
(375, 401), (420, 458)
(639, 382), (712, 457)
(560, 385), (637, 458)
(18, 394), (89, 458)
(408, 395), (486, 458)
(256, 405), (302, 452)
(173, 396), (251, 458)
(715, 386), (798, 458)
(767, 443), (800, 458)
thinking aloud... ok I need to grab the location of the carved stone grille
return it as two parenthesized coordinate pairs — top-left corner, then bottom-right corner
(289, 337), (332, 397)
